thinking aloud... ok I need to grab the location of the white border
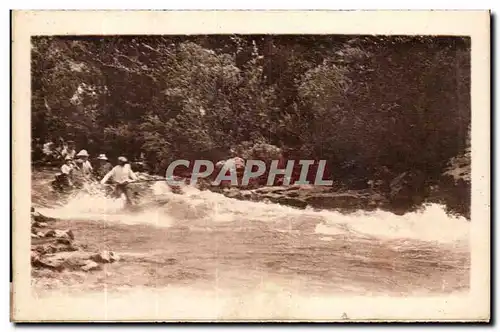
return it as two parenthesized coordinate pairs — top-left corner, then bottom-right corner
(7, 7), (492, 326)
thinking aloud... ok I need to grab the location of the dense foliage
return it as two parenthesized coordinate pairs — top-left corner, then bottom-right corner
(31, 35), (471, 197)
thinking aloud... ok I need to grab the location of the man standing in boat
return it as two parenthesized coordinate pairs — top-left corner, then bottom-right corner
(52, 155), (75, 191)
(100, 156), (138, 206)
(76, 149), (93, 179)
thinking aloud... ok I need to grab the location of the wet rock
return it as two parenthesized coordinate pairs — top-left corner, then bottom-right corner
(35, 251), (94, 271)
(81, 260), (101, 272)
(31, 210), (56, 223)
(32, 244), (119, 272)
(165, 258), (177, 265)
(171, 186), (183, 195)
(43, 229), (74, 241)
(254, 186), (289, 195)
(239, 190), (254, 199)
(261, 193), (308, 209)
(286, 184), (316, 191)
(212, 184), (391, 212)
(304, 192), (369, 210)
(32, 256), (65, 272)
(110, 252), (120, 262)
(286, 191), (300, 198)
(33, 222), (48, 228)
(91, 250), (120, 263)
(32, 236), (63, 246)
(29, 208), (118, 273)
(54, 237), (72, 246)
(223, 187), (243, 199)
(34, 239), (79, 255)
(31, 251), (40, 263)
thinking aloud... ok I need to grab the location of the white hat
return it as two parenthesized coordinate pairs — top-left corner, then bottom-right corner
(97, 154), (108, 160)
(76, 149), (89, 157)
(118, 156), (128, 162)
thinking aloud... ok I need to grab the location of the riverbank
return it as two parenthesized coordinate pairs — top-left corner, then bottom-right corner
(209, 185), (388, 212)
(31, 208), (469, 298)
(31, 167), (469, 292)
(205, 179), (469, 220)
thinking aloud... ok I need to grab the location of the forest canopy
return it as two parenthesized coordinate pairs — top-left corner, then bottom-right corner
(31, 35), (471, 187)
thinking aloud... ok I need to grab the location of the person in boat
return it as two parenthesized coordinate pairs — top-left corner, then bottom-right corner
(95, 153), (113, 178)
(76, 149), (93, 180)
(100, 156), (138, 206)
(61, 156), (75, 186)
(61, 140), (76, 160)
(71, 158), (86, 188)
(52, 156), (75, 191)
(42, 140), (60, 164)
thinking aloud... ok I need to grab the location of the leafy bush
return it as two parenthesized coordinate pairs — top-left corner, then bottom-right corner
(31, 35), (471, 215)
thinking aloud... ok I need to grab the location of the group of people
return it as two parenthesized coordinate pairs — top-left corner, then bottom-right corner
(53, 149), (139, 206)
(32, 138), (78, 165)
(58, 150), (106, 184)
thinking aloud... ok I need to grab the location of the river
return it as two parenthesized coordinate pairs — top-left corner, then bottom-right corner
(30, 172), (470, 320)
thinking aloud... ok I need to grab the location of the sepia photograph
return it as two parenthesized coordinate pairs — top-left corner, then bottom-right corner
(11, 10), (490, 322)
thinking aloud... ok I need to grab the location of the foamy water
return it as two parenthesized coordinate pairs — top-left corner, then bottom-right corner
(38, 181), (469, 245)
(28, 180), (473, 321)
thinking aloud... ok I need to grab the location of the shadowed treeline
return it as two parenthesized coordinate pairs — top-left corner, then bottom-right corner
(31, 35), (471, 217)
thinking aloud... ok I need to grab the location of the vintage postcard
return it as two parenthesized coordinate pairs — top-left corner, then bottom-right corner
(11, 10), (490, 322)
